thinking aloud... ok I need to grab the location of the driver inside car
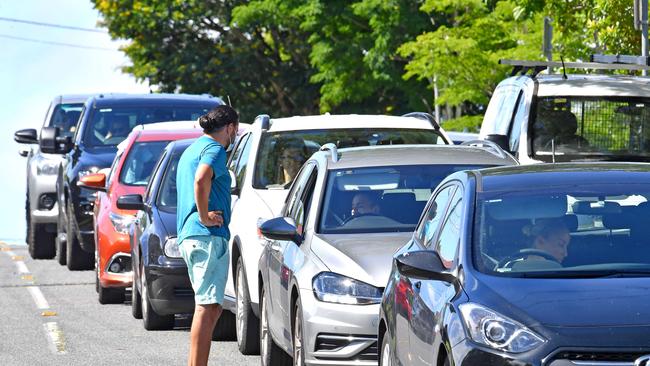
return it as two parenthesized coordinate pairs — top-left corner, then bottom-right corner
(508, 217), (571, 270)
(350, 191), (381, 217)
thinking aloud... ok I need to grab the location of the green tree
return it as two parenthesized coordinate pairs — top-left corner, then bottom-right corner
(93, 0), (320, 121)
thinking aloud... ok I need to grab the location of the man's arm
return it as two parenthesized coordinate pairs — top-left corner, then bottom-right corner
(194, 163), (223, 227)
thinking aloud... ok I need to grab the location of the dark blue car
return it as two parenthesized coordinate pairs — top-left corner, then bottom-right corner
(379, 163), (650, 366)
(118, 139), (234, 338)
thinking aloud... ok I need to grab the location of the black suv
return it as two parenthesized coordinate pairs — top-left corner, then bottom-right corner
(40, 93), (223, 270)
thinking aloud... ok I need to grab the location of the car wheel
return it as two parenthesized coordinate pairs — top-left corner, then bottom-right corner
(443, 356), (452, 366)
(28, 222), (56, 259)
(131, 274), (143, 319)
(141, 267), (174, 330)
(380, 331), (393, 366)
(236, 257), (260, 354)
(212, 310), (237, 341)
(260, 287), (292, 366)
(55, 204), (67, 266)
(292, 298), (305, 366)
(65, 203), (93, 270)
(94, 260), (99, 293)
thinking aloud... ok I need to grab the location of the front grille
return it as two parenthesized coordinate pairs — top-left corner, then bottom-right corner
(552, 351), (650, 363)
(314, 334), (378, 361)
(358, 342), (378, 361)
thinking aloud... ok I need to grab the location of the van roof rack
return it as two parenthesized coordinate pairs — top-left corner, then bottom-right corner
(320, 143), (339, 163)
(460, 139), (514, 161)
(402, 112), (441, 130)
(500, 57), (650, 77)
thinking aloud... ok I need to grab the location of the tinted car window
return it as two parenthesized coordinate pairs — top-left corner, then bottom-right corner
(417, 185), (456, 246)
(254, 129), (444, 189)
(319, 165), (484, 234)
(234, 135), (253, 188)
(84, 106), (211, 147)
(532, 96), (650, 161)
(434, 190), (462, 268)
(474, 185), (650, 277)
(157, 152), (183, 212)
(119, 141), (169, 186)
(50, 103), (83, 136)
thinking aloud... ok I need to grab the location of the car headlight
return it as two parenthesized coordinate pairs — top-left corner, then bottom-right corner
(312, 272), (382, 305)
(458, 303), (545, 353)
(35, 156), (59, 175)
(163, 237), (181, 258)
(109, 212), (134, 235)
(78, 166), (100, 180)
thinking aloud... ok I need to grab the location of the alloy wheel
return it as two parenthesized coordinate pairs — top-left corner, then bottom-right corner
(260, 292), (270, 366)
(236, 263), (245, 341)
(293, 304), (303, 366)
(381, 337), (391, 366)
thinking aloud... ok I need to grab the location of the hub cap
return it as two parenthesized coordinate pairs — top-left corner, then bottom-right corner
(236, 262), (245, 343)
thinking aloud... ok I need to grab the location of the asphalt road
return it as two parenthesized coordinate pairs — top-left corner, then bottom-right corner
(0, 241), (260, 366)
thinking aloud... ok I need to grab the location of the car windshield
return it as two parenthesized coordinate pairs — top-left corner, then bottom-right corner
(119, 141), (169, 186)
(532, 96), (650, 162)
(474, 184), (650, 278)
(157, 152), (182, 212)
(319, 164), (487, 234)
(253, 129), (445, 189)
(83, 106), (211, 147)
(50, 103), (83, 136)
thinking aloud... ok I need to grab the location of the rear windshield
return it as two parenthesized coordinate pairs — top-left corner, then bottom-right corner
(50, 103), (83, 136)
(532, 96), (650, 161)
(119, 141), (169, 186)
(318, 164), (486, 234)
(253, 129), (445, 189)
(83, 106), (212, 147)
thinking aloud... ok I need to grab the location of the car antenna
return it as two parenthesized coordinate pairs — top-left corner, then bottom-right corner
(227, 95), (232, 106)
(551, 139), (556, 163)
(560, 55), (568, 80)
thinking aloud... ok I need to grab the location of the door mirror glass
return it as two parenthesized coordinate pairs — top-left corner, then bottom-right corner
(116, 194), (144, 211)
(395, 250), (456, 283)
(78, 172), (106, 192)
(259, 217), (302, 244)
(14, 128), (38, 144)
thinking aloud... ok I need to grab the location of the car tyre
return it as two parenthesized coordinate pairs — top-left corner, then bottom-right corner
(292, 298), (305, 366)
(98, 284), (125, 304)
(212, 310), (237, 341)
(141, 268), (174, 330)
(380, 331), (393, 366)
(55, 202), (67, 265)
(65, 203), (93, 270)
(236, 256), (260, 354)
(131, 278), (143, 319)
(260, 287), (292, 366)
(28, 222), (56, 259)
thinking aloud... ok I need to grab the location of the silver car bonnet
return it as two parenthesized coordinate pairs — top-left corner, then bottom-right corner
(310, 232), (412, 288)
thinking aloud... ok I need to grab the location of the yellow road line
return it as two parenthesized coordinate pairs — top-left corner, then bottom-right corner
(43, 322), (67, 354)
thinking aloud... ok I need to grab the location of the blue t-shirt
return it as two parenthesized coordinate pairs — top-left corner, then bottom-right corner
(176, 136), (231, 244)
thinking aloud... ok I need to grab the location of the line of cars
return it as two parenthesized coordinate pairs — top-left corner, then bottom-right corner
(15, 57), (650, 366)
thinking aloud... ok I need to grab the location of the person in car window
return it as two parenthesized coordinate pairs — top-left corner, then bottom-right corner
(176, 105), (239, 366)
(350, 191), (381, 217)
(524, 217), (571, 263)
(277, 138), (308, 187)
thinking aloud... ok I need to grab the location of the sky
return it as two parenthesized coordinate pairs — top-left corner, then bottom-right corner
(0, 0), (149, 243)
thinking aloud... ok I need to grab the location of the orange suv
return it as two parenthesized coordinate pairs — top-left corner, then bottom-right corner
(79, 122), (202, 304)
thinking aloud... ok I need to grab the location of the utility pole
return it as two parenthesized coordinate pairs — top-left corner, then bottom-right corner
(543, 17), (553, 73)
(635, 0), (649, 75)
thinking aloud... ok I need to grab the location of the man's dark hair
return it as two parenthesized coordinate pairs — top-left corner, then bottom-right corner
(198, 105), (239, 134)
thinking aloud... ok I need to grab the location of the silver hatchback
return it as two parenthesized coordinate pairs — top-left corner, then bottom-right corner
(258, 143), (517, 366)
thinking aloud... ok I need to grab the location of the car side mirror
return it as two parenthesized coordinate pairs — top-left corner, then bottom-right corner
(259, 217), (302, 245)
(229, 169), (239, 196)
(116, 194), (144, 211)
(485, 134), (510, 153)
(40, 127), (73, 154)
(14, 128), (38, 144)
(77, 172), (106, 192)
(395, 250), (456, 283)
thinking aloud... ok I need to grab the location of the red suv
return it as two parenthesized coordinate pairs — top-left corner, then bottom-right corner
(80, 122), (202, 304)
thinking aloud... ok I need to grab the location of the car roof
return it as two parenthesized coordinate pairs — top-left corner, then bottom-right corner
(321, 144), (517, 170)
(88, 93), (224, 108)
(167, 138), (197, 152)
(56, 94), (95, 104)
(474, 162), (650, 193)
(265, 114), (436, 132)
(532, 74), (650, 97)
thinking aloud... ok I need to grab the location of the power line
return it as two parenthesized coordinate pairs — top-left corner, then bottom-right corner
(0, 16), (107, 33)
(0, 34), (119, 52)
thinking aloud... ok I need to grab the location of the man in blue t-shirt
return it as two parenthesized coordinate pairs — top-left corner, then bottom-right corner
(176, 105), (238, 366)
